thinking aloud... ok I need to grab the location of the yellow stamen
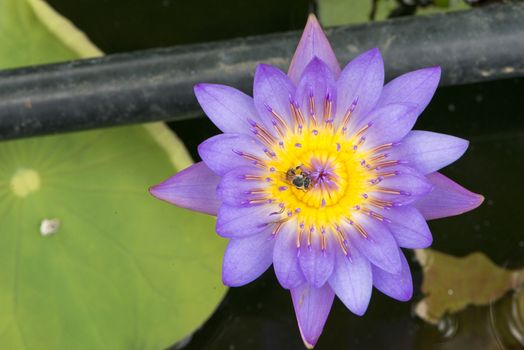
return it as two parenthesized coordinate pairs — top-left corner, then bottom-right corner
(252, 101), (402, 254)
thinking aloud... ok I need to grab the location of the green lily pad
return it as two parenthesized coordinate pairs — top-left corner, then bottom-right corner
(414, 249), (524, 324)
(0, 0), (226, 349)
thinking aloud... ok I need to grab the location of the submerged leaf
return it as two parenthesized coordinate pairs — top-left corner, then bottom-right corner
(415, 249), (524, 324)
(0, 0), (226, 349)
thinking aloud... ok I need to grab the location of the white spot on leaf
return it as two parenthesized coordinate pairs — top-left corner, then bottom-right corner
(40, 218), (60, 236)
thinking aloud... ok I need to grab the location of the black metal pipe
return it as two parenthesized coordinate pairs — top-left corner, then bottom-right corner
(0, 3), (523, 141)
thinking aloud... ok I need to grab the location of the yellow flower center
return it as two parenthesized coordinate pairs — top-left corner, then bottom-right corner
(267, 124), (371, 231)
(243, 98), (397, 253)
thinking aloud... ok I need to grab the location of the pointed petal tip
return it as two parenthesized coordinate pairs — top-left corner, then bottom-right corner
(345, 47), (382, 66)
(221, 273), (238, 287)
(306, 12), (321, 27)
(351, 304), (368, 317)
(222, 271), (250, 287)
(363, 47), (381, 59)
(148, 162), (222, 215)
(387, 279), (413, 302)
(463, 191), (484, 209)
(255, 63), (271, 74)
(149, 179), (210, 212)
(289, 13), (340, 84)
(222, 230), (276, 287)
(412, 65), (441, 79)
(374, 65), (441, 119)
(398, 289), (413, 302)
(291, 284), (334, 349)
(300, 331), (317, 349)
(372, 250), (413, 302)
(415, 173), (484, 220)
(193, 82), (225, 97)
(293, 291), (321, 346)
(356, 309), (367, 316)
(453, 192), (484, 216)
(473, 193), (485, 208)
(418, 235), (433, 249)
(297, 318), (320, 349)
(426, 65), (442, 83)
(148, 183), (161, 198)
(193, 82), (209, 95)
(428, 65), (441, 75)
(148, 182), (172, 201)
(254, 63), (290, 88)
(148, 180), (172, 203)
(422, 65), (441, 72)
(457, 137), (470, 154)
(193, 83), (260, 134)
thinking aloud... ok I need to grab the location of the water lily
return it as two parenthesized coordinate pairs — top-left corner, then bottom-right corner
(150, 14), (483, 348)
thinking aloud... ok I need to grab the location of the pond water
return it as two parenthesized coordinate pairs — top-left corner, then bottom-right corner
(45, 0), (524, 348)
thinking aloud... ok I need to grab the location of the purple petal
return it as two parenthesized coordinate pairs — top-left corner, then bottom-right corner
(288, 14), (340, 85)
(375, 66), (441, 117)
(253, 64), (296, 130)
(372, 249), (413, 302)
(413, 172), (484, 220)
(390, 131), (469, 174)
(359, 103), (418, 150)
(336, 48), (384, 130)
(198, 133), (267, 176)
(344, 212), (402, 274)
(298, 230), (336, 288)
(216, 166), (268, 206)
(149, 162), (221, 215)
(222, 228), (275, 287)
(328, 244), (372, 316)
(295, 57), (337, 125)
(291, 283), (335, 349)
(273, 222), (306, 289)
(194, 83), (260, 134)
(216, 204), (277, 238)
(378, 206), (432, 249)
(369, 165), (433, 206)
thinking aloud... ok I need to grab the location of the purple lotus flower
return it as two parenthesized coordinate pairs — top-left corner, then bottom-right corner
(150, 15), (483, 348)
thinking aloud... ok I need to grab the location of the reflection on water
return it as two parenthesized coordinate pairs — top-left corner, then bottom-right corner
(436, 314), (458, 340)
(416, 291), (524, 350)
(490, 290), (524, 349)
(171, 77), (524, 350)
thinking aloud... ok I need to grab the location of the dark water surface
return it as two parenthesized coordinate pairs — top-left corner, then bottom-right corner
(46, 1), (524, 348)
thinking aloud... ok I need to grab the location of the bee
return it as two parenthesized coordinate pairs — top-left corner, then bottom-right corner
(286, 165), (314, 191)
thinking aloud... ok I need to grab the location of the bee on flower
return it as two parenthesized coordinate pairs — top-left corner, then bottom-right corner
(150, 14), (483, 348)
(286, 165), (313, 191)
